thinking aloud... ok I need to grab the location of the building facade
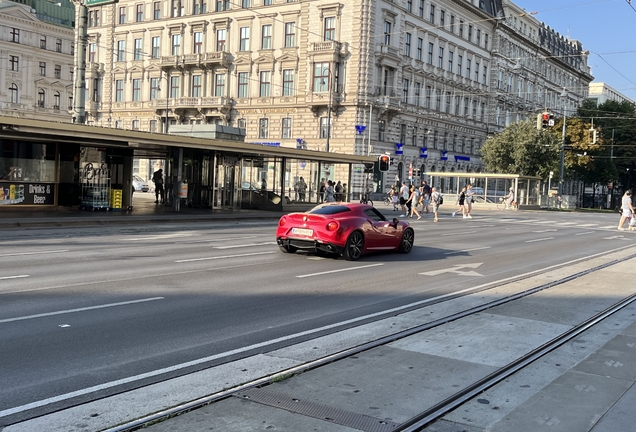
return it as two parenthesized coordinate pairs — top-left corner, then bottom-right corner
(0, 0), (75, 121)
(588, 82), (635, 106)
(82, 0), (592, 195)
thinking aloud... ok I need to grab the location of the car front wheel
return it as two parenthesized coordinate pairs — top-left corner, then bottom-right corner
(398, 228), (414, 253)
(343, 231), (364, 261)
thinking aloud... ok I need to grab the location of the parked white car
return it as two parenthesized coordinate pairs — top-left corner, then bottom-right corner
(133, 176), (149, 192)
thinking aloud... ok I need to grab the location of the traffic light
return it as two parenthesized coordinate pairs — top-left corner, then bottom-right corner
(378, 154), (390, 172)
(537, 112), (556, 130)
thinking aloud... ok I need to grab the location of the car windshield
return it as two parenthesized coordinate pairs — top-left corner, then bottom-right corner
(133, 176), (145, 182)
(308, 205), (352, 215)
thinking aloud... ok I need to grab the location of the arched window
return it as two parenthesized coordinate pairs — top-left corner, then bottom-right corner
(38, 89), (46, 107)
(9, 83), (18, 104)
(53, 91), (61, 110)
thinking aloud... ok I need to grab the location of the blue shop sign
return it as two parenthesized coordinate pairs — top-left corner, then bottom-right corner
(395, 143), (404, 155)
(420, 147), (428, 158)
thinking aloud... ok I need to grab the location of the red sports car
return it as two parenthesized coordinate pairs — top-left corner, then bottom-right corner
(276, 203), (414, 260)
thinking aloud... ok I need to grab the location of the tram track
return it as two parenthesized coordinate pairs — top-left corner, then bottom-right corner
(98, 248), (636, 432)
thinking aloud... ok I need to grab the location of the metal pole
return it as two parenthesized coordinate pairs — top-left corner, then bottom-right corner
(559, 110), (566, 196)
(326, 75), (332, 153)
(165, 73), (170, 134)
(72, 0), (88, 124)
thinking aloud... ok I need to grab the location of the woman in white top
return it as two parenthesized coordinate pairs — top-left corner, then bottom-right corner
(618, 190), (634, 230)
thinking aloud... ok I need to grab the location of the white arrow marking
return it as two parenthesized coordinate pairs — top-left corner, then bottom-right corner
(419, 263), (484, 277)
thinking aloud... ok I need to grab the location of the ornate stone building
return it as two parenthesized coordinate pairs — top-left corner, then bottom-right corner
(0, 0), (75, 121)
(82, 0), (592, 194)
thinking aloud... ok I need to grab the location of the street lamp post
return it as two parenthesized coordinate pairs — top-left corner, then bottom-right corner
(559, 88), (568, 196)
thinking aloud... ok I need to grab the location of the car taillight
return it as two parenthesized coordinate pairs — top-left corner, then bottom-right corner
(326, 221), (339, 231)
(279, 217), (286, 226)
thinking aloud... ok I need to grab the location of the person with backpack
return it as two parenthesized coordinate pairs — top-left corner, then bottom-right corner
(152, 169), (165, 204)
(431, 186), (442, 222)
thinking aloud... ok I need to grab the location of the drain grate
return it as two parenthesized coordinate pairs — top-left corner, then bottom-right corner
(235, 387), (400, 432)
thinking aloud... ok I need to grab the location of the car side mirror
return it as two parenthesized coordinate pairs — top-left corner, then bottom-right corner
(392, 218), (399, 228)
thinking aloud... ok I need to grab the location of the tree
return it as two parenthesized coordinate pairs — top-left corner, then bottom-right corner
(481, 120), (559, 178)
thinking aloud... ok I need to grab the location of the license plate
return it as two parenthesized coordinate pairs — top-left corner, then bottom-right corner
(291, 228), (313, 236)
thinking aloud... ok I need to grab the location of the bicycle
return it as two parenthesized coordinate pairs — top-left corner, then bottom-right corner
(383, 192), (392, 206)
(497, 197), (518, 211)
(360, 192), (374, 206)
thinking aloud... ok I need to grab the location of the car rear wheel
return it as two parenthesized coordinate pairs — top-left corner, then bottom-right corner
(398, 228), (414, 253)
(343, 231), (364, 261)
(279, 245), (297, 254)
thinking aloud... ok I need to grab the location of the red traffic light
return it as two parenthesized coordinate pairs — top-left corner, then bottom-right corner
(378, 155), (390, 172)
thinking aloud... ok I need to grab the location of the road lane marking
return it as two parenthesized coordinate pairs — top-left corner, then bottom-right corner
(122, 233), (194, 241)
(2, 244), (632, 419)
(578, 224), (598, 227)
(214, 242), (277, 249)
(532, 229), (557, 233)
(175, 236), (260, 244)
(576, 231), (595, 236)
(419, 263), (484, 277)
(525, 237), (555, 243)
(175, 251), (275, 262)
(441, 230), (477, 237)
(0, 297), (164, 324)
(296, 263), (384, 278)
(444, 247), (491, 255)
(0, 275), (29, 281)
(0, 250), (69, 257)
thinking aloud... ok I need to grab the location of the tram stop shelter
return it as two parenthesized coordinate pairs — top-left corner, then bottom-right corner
(423, 172), (542, 209)
(0, 116), (376, 212)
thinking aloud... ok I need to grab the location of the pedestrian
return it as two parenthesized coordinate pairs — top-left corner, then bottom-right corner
(335, 181), (343, 201)
(465, 184), (475, 218)
(618, 190), (634, 230)
(453, 186), (467, 218)
(342, 183), (348, 202)
(408, 186), (422, 220)
(421, 181), (431, 213)
(399, 181), (410, 217)
(392, 187), (399, 211)
(261, 178), (267, 192)
(431, 186), (442, 222)
(152, 168), (165, 204)
(325, 180), (336, 202)
(297, 177), (307, 202)
(319, 178), (326, 203)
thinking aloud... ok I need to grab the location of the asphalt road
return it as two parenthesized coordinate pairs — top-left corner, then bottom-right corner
(0, 210), (633, 424)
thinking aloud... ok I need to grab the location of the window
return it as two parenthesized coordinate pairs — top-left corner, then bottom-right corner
(476, 29), (481, 46)
(239, 27), (250, 51)
(54, 65), (61, 79)
(216, 29), (226, 51)
(238, 72), (249, 98)
(11, 28), (19, 43)
(435, 89), (441, 110)
(89, 43), (97, 62)
(402, 79), (409, 103)
(497, 70), (503, 89)
(259, 71), (271, 97)
(40, 36), (46, 49)
(215, 74), (225, 96)
(445, 92), (451, 113)
(517, 78), (523, 97)
(313, 62), (330, 92)
(466, 58), (471, 78)
(419, 0), (424, 17)
(433, 130), (438, 149)
(193, 32), (202, 53)
(258, 118), (269, 139)
(171, 0), (183, 17)
(440, 10), (445, 28)
(324, 17), (335, 41)
(216, 0), (229, 11)
(459, 20), (464, 38)
(414, 82), (421, 106)
(457, 55), (462, 75)
(89, 11), (95, 27)
(150, 77), (160, 100)
(136, 4), (143, 21)
(68, 95), (73, 110)
(281, 118), (292, 139)
(264, 0), (272, 5)
(455, 95), (460, 115)
(407, 0), (412, 13)
(450, 15), (455, 33)
(115, 80), (124, 102)
(378, 120), (385, 141)
(119, 6), (126, 24)
(193, 0), (206, 14)
(425, 86), (431, 109)
(284, 22), (296, 47)
(429, 4), (435, 23)
(132, 120), (140, 130)
(404, 33), (411, 56)
(400, 124), (406, 144)
(152, 37), (160, 58)
(171, 34), (181, 55)
(38, 89), (45, 107)
(438, 47), (444, 68)
(241, 0), (250, 8)
(170, 76), (180, 98)
(447, 51), (453, 72)
(468, 25), (473, 42)
(153, 1), (161, 19)
(464, 97), (470, 116)
(475, 62), (480, 81)
(384, 21), (391, 45)
(191, 75), (202, 97)
(56, 39), (62, 52)
(484, 33), (489, 50)
(9, 83), (18, 104)
(320, 117), (331, 139)
(283, 69), (294, 96)
(149, 120), (157, 133)
(416, 38), (423, 61)
(117, 40), (125, 61)
(132, 78), (141, 101)
(472, 100), (477, 118)
(93, 78), (99, 102)
(427, 43), (433, 64)
(134, 38), (143, 60)
(261, 25), (272, 50)
(483, 65), (488, 85)
(39, 62), (46, 76)
(115, 120), (122, 129)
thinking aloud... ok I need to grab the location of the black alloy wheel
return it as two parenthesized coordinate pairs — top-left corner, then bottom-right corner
(398, 228), (414, 253)
(343, 231), (364, 261)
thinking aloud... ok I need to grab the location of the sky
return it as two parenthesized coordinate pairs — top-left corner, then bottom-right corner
(512, 0), (636, 101)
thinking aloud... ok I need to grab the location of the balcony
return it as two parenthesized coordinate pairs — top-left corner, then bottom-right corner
(150, 96), (232, 115)
(161, 52), (232, 69)
(310, 41), (342, 53)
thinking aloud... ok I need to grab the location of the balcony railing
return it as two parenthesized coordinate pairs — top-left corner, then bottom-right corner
(161, 52), (231, 68)
(310, 41), (342, 52)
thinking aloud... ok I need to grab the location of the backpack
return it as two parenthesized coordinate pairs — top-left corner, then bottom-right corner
(435, 194), (443, 205)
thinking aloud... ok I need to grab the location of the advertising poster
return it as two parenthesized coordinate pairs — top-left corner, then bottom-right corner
(0, 182), (55, 205)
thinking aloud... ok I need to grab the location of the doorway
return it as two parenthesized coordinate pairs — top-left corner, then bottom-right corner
(214, 155), (240, 209)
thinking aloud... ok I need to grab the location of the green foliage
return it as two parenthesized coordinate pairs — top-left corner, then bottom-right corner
(481, 120), (559, 178)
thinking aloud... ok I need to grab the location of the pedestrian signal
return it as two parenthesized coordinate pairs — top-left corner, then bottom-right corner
(378, 155), (390, 172)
